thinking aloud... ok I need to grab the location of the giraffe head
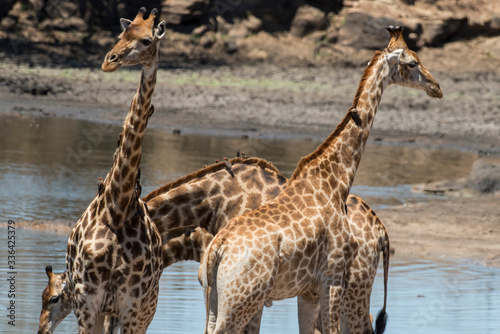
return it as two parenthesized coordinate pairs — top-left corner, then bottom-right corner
(384, 26), (443, 98)
(38, 266), (72, 334)
(102, 7), (166, 72)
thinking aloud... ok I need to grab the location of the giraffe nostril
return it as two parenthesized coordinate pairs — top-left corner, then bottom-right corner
(107, 53), (119, 63)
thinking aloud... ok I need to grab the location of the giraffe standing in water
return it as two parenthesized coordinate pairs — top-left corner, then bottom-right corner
(64, 8), (166, 334)
(199, 26), (442, 334)
(40, 158), (389, 334)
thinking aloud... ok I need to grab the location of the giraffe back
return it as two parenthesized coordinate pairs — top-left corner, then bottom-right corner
(145, 157), (288, 237)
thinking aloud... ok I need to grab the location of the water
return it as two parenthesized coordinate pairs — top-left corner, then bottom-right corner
(0, 115), (478, 222)
(373, 258), (500, 333)
(1, 229), (499, 333)
(1, 114), (498, 333)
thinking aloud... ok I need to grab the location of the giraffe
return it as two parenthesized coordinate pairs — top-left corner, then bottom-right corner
(38, 266), (73, 334)
(39, 158), (389, 334)
(39, 157), (286, 334)
(316, 195), (389, 334)
(198, 26), (442, 334)
(147, 158), (390, 334)
(64, 8), (166, 334)
(38, 265), (119, 334)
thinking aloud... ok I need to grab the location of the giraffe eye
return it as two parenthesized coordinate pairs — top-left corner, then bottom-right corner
(408, 61), (418, 68)
(50, 296), (60, 304)
(141, 39), (152, 46)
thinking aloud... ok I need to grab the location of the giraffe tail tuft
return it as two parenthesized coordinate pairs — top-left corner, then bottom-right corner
(374, 309), (388, 334)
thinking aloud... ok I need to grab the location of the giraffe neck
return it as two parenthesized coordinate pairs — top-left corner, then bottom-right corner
(146, 158), (287, 235)
(161, 227), (214, 268)
(145, 159), (288, 266)
(103, 49), (159, 218)
(291, 51), (391, 204)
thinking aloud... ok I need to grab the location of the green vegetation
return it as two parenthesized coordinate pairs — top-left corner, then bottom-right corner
(0, 63), (333, 93)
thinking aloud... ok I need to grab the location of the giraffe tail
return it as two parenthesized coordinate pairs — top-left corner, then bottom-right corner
(374, 226), (390, 334)
(199, 241), (222, 334)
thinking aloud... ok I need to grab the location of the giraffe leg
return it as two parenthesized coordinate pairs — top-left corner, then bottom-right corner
(204, 251), (275, 334)
(120, 317), (147, 334)
(104, 316), (120, 334)
(244, 307), (264, 334)
(205, 284), (218, 334)
(93, 315), (105, 334)
(204, 276), (250, 334)
(74, 297), (101, 334)
(298, 292), (321, 334)
(118, 299), (157, 334)
(213, 320), (247, 334)
(344, 291), (372, 334)
(208, 283), (260, 334)
(319, 262), (347, 334)
(321, 282), (343, 334)
(339, 309), (352, 334)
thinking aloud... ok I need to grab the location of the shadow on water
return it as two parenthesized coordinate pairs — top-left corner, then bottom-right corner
(1, 115), (498, 333)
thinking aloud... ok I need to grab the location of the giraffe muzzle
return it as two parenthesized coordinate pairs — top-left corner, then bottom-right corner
(102, 53), (122, 72)
(426, 82), (443, 99)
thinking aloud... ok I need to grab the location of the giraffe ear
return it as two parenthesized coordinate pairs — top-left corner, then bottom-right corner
(387, 48), (403, 65)
(155, 21), (166, 40)
(120, 18), (132, 31)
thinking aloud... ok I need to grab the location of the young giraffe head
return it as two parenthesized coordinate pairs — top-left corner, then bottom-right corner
(102, 7), (166, 72)
(384, 26), (442, 98)
(38, 266), (72, 334)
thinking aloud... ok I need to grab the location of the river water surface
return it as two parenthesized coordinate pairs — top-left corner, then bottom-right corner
(1, 115), (499, 333)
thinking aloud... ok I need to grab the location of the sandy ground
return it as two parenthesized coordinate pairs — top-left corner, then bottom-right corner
(0, 56), (499, 268)
(379, 195), (500, 268)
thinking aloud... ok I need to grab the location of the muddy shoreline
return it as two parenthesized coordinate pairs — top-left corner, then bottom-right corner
(1, 61), (499, 152)
(1, 60), (499, 268)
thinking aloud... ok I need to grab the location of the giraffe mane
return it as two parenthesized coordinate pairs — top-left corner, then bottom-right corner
(290, 50), (383, 181)
(142, 157), (281, 202)
(350, 50), (383, 111)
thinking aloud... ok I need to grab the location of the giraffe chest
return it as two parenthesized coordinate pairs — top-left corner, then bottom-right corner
(68, 208), (163, 289)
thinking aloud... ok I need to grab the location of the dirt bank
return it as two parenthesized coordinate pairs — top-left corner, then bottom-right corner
(1, 58), (499, 154)
(379, 195), (500, 268)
